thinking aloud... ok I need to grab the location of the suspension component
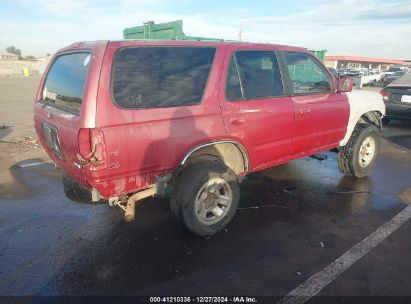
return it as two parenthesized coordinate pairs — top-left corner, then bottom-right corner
(108, 187), (156, 222)
(125, 187), (156, 222)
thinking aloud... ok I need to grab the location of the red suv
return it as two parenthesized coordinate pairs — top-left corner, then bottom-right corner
(34, 40), (385, 236)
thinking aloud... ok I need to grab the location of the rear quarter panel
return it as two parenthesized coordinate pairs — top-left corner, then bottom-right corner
(33, 42), (107, 187)
(91, 41), (228, 198)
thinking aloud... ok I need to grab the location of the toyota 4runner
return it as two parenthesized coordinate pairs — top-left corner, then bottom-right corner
(34, 40), (385, 236)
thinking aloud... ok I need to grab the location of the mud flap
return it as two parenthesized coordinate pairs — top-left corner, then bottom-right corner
(62, 174), (105, 204)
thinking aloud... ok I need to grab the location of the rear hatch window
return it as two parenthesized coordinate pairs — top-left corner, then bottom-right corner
(41, 52), (91, 115)
(111, 47), (216, 109)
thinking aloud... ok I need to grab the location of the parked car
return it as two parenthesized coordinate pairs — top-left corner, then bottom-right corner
(383, 70), (406, 86)
(337, 69), (347, 76)
(382, 66), (404, 79)
(359, 69), (380, 86)
(345, 69), (361, 77)
(34, 40), (385, 236)
(371, 69), (380, 75)
(380, 74), (411, 124)
(346, 68), (379, 86)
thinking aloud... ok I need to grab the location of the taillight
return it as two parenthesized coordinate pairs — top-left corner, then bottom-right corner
(77, 128), (107, 170)
(78, 128), (92, 158)
(380, 89), (389, 103)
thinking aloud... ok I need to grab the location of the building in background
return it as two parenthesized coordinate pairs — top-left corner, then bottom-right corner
(35, 54), (52, 62)
(0, 51), (19, 61)
(0, 54), (51, 76)
(324, 55), (405, 71)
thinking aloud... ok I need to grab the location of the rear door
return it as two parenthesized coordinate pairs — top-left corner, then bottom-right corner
(219, 47), (295, 171)
(33, 42), (106, 186)
(281, 51), (349, 155)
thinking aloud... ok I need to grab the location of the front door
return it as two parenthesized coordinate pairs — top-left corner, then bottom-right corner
(281, 52), (349, 155)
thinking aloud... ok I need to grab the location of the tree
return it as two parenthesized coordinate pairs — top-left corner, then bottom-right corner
(6, 46), (22, 59)
(25, 55), (35, 60)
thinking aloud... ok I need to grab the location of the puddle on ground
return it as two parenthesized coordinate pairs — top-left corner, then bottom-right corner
(386, 135), (411, 151)
(0, 159), (57, 199)
(242, 160), (407, 218)
(0, 180), (28, 199)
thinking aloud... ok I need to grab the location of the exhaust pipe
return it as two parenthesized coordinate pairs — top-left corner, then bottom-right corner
(124, 187), (156, 222)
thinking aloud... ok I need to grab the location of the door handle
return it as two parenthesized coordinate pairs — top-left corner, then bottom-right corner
(299, 108), (311, 114)
(229, 117), (245, 125)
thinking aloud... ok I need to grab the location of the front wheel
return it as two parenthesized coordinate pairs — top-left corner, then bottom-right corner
(338, 124), (380, 178)
(171, 161), (240, 237)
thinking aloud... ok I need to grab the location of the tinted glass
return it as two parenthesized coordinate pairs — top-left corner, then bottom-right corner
(226, 51), (283, 101)
(112, 47), (216, 108)
(284, 52), (332, 94)
(42, 52), (91, 114)
(226, 57), (243, 100)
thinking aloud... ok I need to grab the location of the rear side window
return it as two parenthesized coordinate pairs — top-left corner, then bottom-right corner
(42, 52), (91, 115)
(283, 52), (332, 95)
(112, 47), (216, 109)
(226, 51), (283, 101)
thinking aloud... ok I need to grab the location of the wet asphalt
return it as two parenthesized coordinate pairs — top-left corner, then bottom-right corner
(0, 77), (411, 301)
(0, 121), (411, 300)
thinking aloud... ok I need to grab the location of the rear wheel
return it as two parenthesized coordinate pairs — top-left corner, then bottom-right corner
(338, 124), (380, 178)
(171, 161), (240, 237)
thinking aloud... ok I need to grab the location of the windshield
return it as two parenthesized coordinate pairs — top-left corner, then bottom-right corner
(42, 52), (91, 115)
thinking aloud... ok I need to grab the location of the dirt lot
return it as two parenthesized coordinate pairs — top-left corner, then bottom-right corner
(0, 76), (47, 198)
(1, 76), (411, 303)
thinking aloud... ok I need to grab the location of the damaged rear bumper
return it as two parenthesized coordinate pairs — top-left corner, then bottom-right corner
(62, 174), (103, 204)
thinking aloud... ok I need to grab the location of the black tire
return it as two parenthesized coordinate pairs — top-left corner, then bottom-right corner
(338, 124), (380, 178)
(382, 117), (391, 125)
(171, 161), (240, 237)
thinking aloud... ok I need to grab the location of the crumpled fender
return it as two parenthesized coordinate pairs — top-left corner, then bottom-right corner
(339, 90), (386, 146)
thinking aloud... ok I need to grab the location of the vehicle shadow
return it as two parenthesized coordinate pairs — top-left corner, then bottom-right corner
(35, 172), (301, 296)
(38, 157), (404, 296)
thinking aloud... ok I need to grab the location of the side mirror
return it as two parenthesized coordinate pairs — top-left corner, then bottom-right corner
(338, 76), (353, 92)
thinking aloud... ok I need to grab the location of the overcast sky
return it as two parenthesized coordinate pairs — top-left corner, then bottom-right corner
(1, 0), (410, 59)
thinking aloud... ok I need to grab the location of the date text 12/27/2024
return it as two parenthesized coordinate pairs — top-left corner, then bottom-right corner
(149, 297), (258, 303)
